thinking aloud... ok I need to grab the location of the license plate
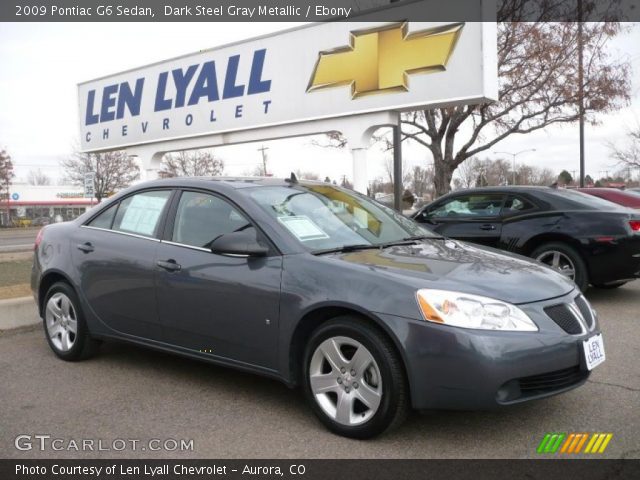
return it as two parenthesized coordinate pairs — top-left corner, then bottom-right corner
(583, 334), (606, 371)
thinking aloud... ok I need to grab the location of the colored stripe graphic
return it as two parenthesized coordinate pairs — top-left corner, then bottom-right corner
(538, 433), (613, 454)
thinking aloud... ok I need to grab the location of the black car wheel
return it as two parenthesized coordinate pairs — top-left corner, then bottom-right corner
(531, 242), (588, 292)
(302, 316), (408, 439)
(43, 282), (99, 361)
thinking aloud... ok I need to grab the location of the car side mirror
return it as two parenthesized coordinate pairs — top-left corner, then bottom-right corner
(211, 231), (268, 257)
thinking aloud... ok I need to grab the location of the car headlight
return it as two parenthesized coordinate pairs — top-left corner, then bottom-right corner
(415, 289), (538, 332)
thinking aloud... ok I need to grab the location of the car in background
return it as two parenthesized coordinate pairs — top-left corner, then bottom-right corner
(577, 188), (640, 209)
(32, 178), (604, 439)
(412, 186), (640, 291)
(31, 217), (52, 227)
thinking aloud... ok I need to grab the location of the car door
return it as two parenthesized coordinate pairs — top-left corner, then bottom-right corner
(155, 189), (282, 369)
(417, 192), (505, 247)
(71, 189), (174, 341)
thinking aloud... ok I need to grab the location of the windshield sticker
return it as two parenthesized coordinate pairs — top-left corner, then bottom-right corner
(278, 216), (330, 241)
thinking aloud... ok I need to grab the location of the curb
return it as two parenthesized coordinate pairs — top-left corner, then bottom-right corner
(0, 296), (40, 331)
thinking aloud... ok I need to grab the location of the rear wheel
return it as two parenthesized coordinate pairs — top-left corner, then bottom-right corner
(43, 282), (99, 361)
(531, 242), (588, 292)
(302, 316), (408, 439)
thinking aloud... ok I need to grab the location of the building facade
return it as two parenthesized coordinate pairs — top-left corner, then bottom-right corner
(0, 183), (95, 227)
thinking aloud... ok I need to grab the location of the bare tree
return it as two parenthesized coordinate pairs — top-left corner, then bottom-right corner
(608, 126), (640, 169)
(1, 148), (14, 224)
(62, 150), (140, 202)
(408, 165), (434, 198)
(27, 168), (51, 186)
(401, 16), (630, 196)
(159, 150), (224, 178)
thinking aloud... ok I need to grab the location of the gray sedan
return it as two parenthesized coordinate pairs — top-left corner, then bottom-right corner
(31, 177), (605, 438)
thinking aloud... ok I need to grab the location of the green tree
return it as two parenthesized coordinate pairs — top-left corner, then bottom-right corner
(558, 170), (573, 185)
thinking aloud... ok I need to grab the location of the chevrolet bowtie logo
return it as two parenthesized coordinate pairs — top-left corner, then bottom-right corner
(307, 23), (464, 99)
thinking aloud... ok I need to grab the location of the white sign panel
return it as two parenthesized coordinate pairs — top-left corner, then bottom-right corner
(78, 2), (497, 152)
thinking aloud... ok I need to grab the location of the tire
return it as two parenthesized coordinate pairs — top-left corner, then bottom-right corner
(593, 281), (628, 289)
(302, 316), (409, 439)
(43, 282), (99, 361)
(531, 242), (588, 292)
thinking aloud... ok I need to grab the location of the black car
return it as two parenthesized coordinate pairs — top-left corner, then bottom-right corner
(412, 186), (640, 291)
(32, 178), (605, 439)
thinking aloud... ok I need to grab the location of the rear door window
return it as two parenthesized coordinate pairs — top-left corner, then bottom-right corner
(112, 190), (172, 237)
(502, 195), (537, 216)
(87, 204), (118, 229)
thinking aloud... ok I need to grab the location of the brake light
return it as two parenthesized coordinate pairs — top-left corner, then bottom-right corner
(34, 228), (44, 250)
(630, 220), (640, 232)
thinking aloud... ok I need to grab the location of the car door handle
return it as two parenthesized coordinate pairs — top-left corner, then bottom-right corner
(77, 242), (94, 253)
(479, 224), (496, 231)
(157, 259), (181, 272)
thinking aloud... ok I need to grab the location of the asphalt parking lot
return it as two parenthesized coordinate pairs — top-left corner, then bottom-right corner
(1, 283), (638, 459)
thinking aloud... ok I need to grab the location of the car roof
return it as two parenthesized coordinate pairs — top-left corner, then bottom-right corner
(132, 176), (327, 190)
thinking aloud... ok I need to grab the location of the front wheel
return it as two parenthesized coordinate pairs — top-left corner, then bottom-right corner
(302, 316), (409, 439)
(531, 242), (588, 292)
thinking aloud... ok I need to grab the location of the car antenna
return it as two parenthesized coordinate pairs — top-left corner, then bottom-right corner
(285, 172), (298, 184)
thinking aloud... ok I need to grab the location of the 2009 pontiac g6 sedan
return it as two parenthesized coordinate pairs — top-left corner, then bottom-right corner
(32, 177), (605, 438)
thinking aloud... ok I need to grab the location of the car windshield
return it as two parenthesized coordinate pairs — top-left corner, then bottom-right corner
(246, 184), (436, 251)
(546, 188), (628, 210)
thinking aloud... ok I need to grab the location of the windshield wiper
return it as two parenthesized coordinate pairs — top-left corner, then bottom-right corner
(402, 235), (444, 241)
(312, 244), (381, 255)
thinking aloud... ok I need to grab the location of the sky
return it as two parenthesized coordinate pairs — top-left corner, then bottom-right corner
(1, 21), (639, 187)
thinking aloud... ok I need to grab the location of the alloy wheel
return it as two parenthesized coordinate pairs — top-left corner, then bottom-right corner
(45, 292), (77, 352)
(309, 336), (382, 427)
(535, 250), (576, 280)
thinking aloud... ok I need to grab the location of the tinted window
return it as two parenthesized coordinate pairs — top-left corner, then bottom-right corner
(502, 195), (536, 215)
(545, 189), (627, 210)
(431, 194), (504, 218)
(172, 191), (250, 248)
(87, 204), (117, 229)
(112, 190), (172, 237)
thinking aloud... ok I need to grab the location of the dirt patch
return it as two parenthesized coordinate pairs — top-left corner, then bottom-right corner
(0, 259), (32, 289)
(0, 283), (31, 300)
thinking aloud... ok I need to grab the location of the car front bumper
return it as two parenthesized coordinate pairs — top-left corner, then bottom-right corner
(377, 290), (600, 410)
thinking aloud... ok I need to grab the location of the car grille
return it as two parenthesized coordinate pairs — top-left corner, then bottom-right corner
(518, 366), (588, 395)
(544, 294), (595, 335)
(574, 295), (595, 330)
(544, 304), (583, 334)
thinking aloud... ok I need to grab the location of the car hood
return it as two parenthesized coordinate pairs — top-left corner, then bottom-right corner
(331, 239), (575, 305)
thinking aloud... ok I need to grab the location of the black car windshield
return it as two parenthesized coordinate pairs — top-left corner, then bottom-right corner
(545, 188), (628, 210)
(246, 184), (435, 251)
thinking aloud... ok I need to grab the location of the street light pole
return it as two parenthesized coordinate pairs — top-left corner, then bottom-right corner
(493, 149), (537, 185)
(578, 0), (585, 187)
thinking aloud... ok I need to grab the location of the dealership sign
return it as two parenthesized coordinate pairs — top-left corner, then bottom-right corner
(78, 9), (497, 152)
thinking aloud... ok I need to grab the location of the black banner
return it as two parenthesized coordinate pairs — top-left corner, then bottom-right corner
(2, 460), (640, 480)
(2, 0), (640, 22)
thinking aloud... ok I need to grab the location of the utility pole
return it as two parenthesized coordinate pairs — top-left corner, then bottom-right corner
(578, 0), (586, 187)
(393, 125), (402, 211)
(257, 145), (269, 176)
